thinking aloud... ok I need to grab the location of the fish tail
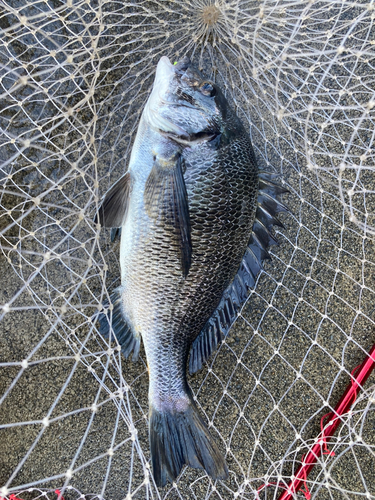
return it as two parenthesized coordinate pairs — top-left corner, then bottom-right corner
(149, 395), (228, 487)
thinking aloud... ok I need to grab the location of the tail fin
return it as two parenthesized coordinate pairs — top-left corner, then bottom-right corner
(149, 397), (228, 487)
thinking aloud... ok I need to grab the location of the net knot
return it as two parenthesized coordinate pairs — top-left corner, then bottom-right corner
(320, 413), (336, 457)
(257, 480), (288, 498)
(350, 364), (362, 403)
(201, 5), (220, 26)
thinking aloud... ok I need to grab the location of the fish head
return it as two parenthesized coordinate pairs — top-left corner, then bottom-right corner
(143, 56), (234, 147)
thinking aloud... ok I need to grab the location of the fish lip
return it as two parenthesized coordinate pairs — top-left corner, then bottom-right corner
(158, 55), (173, 69)
(168, 100), (196, 110)
(159, 129), (218, 146)
(155, 56), (174, 82)
(173, 56), (191, 73)
(143, 56), (188, 137)
(157, 55), (192, 75)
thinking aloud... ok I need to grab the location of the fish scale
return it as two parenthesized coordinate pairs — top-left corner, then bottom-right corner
(95, 55), (288, 487)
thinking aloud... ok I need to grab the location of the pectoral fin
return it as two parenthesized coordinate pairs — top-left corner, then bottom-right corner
(144, 152), (192, 277)
(95, 172), (131, 228)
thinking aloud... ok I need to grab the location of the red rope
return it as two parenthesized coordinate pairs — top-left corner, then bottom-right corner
(299, 455), (311, 500)
(0, 490), (65, 500)
(55, 490), (66, 500)
(275, 344), (375, 500)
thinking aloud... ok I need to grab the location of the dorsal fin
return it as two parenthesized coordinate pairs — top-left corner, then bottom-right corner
(189, 171), (289, 374)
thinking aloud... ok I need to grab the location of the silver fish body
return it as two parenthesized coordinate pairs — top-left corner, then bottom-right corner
(96, 56), (287, 486)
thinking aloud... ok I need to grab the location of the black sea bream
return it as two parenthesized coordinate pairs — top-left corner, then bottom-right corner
(96, 56), (288, 487)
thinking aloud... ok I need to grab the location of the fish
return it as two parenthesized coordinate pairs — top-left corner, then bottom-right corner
(95, 55), (288, 487)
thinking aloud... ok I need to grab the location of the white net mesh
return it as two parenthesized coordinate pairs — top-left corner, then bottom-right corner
(1, 0), (375, 499)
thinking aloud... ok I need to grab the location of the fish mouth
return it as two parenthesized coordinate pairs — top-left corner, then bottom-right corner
(160, 129), (217, 146)
(155, 56), (193, 83)
(143, 56), (188, 138)
(144, 56), (217, 145)
(159, 57), (219, 145)
(157, 55), (192, 75)
(173, 56), (192, 73)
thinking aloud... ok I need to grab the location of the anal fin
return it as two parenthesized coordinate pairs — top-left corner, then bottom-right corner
(110, 227), (122, 242)
(97, 287), (140, 361)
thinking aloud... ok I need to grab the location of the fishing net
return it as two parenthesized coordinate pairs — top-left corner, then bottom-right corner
(1, 0), (375, 498)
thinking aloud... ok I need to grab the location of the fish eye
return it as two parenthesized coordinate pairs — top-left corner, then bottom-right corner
(200, 82), (216, 97)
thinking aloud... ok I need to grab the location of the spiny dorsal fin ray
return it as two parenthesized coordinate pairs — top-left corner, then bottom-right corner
(252, 219), (279, 248)
(257, 191), (288, 217)
(189, 171), (289, 374)
(144, 152), (192, 278)
(249, 231), (272, 262)
(96, 287), (141, 362)
(259, 176), (289, 196)
(95, 172), (131, 228)
(256, 204), (284, 230)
